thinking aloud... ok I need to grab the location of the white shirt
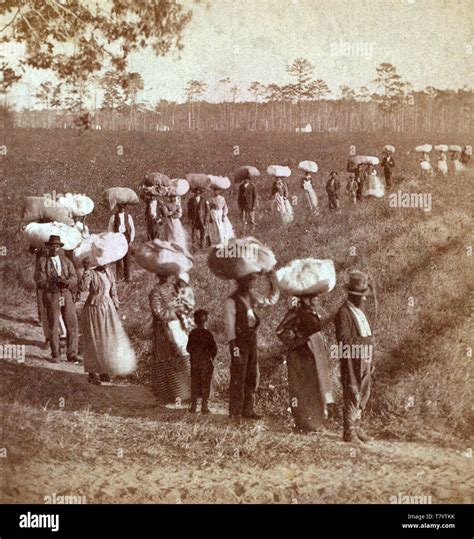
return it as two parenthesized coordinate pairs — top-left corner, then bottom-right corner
(108, 212), (136, 242)
(149, 199), (158, 219)
(347, 301), (372, 337)
(50, 255), (62, 276)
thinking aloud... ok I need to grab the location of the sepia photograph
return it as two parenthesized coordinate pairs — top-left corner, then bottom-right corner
(0, 0), (473, 535)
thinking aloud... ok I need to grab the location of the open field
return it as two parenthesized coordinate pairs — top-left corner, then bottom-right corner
(1, 129), (473, 503)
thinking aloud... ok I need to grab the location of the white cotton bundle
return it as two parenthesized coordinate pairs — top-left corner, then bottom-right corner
(186, 173), (213, 190)
(434, 144), (449, 152)
(208, 175), (231, 190)
(415, 144), (433, 153)
(233, 166), (261, 183)
(57, 194), (94, 217)
(453, 160), (466, 173)
(449, 145), (462, 152)
(348, 155), (380, 167)
(134, 239), (194, 276)
(208, 237), (276, 280)
(103, 187), (139, 210)
(420, 161), (433, 171)
(363, 174), (385, 198)
(383, 145), (396, 154)
(25, 221), (82, 250)
(73, 232), (128, 267)
(22, 196), (74, 226)
(267, 165), (291, 178)
(298, 161), (318, 173)
(143, 172), (171, 187)
(276, 258), (336, 296)
(168, 179), (190, 196)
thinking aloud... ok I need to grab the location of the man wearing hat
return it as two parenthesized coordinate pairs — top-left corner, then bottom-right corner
(187, 188), (210, 249)
(108, 203), (135, 282)
(335, 270), (374, 443)
(381, 152), (395, 190)
(325, 171), (340, 211)
(238, 176), (257, 233)
(34, 235), (79, 363)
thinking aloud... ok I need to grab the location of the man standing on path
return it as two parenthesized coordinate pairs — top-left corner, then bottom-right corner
(34, 235), (79, 364)
(335, 270), (374, 443)
(381, 152), (395, 190)
(187, 188), (210, 249)
(238, 177), (257, 233)
(108, 204), (135, 282)
(225, 271), (280, 424)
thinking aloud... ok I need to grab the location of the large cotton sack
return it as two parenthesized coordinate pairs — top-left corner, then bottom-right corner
(73, 232), (128, 267)
(363, 174), (385, 198)
(22, 196), (74, 225)
(208, 236), (276, 280)
(168, 179), (190, 196)
(143, 172), (171, 187)
(208, 175), (231, 190)
(435, 144), (449, 152)
(453, 159), (466, 173)
(420, 161), (433, 171)
(449, 145), (462, 152)
(276, 258), (336, 296)
(383, 145), (395, 153)
(134, 239), (194, 276)
(103, 187), (139, 210)
(267, 165), (291, 178)
(415, 144), (432, 153)
(347, 155), (380, 167)
(298, 161), (318, 173)
(57, 194), (94, 217)
(186, 173), (212, 190)
(25, 222), (82, 250)
(233, 165), (260, 183)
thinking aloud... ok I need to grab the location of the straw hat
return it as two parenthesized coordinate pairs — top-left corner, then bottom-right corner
(347, 270), (371, 296)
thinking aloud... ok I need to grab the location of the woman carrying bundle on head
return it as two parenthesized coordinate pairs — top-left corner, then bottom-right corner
(276, 259), (335, 433)
(208, 187), (235, 246)
(159, 194), (188, 250)
(271, 177), (294, 224)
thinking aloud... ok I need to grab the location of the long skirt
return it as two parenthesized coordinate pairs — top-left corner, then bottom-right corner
(162, 217), (188, 250)
(150, 320), (191, 405)
(287, 334), (333, 431)
(437, 160), (448, 175)
(82, 298), (136, 376)
(304, 188), (318, 211)
(273, 194), (294, 224)
(208, 210), (234, 245)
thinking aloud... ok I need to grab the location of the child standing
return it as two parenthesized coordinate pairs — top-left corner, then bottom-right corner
(326, 171), (340, 211)
(346, 174), (358, 205)
(186, 309), (218, 414)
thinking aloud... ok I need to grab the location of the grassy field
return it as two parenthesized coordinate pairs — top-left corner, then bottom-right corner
(1, 128), (473, 503)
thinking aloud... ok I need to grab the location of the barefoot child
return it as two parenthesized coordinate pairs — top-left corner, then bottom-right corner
(186, 309), (218, 414)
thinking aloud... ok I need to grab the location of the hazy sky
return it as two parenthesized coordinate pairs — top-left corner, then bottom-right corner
(6, 0), (474, 108)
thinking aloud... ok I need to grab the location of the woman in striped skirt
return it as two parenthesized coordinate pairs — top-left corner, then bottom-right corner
(149, 274), (191, 405)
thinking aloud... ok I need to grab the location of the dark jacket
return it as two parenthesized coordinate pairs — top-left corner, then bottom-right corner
(335, 301), (373, 352)
(34, 254), (78, 293)
(326, 177), (340, 194)
(187, 327), (218, 361)
(238, 182), (257, 211)
(381, 156), (395, 174)
(231, 291), (260, 339)
(187, 194), (209, 227)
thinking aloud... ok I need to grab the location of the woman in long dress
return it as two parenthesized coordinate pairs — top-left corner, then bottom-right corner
(276, 294), (334, 432)
(79, 259), (136, 385)
(437, 152), (448, 176)
(149, 274), (191, 405)
(301, 173), (318, 213)
(160, 195), (188, 250)
(272, 178), (294, 224)
(208, 188), (234, 246)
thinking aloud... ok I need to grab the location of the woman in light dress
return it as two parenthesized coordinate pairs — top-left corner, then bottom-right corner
(301, 172), (318, 213)
(208, 188), (235, 246)
(149, 274), (192, 404)
(437, 152), (448, 176)
(160, 194), (188, 250)
(272, 177), (294, 224)
(79, 258), (136, 385)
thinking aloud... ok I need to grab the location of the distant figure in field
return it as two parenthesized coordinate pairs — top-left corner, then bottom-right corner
(301, 171), (318, 213)
(187, 309), (218, 414)
(187, 188), (210, 249)
(325, 171), (340, 211)
(335, 270), (374, 443)
(346, 175), (358, 205)
(108, 204), (135, 282)
(159, 194), (188, 250)
(34, 235), (79, 364)
(271, 177), (294, 224)
(208, 188), (235, 246)
(437, 152), (448, 176)
(354, 164), (364, 201)
(238, 177), (257, 233)
(380, 152), (395, 189)
(460, 146), (471, 166)
(143, 188), (161, 241)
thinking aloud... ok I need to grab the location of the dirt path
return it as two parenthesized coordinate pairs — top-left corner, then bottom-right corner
(1, 303), (472, 504)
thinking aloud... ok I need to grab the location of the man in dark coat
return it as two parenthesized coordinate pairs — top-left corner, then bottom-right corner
(335, 270), (374, 443)
(34, 235), (79, 363)
(108, 204), (135, 282)
(224, 271), (279, 423)
(238, 177), (257, 233)
(187, 188), (209, 248)
(381, 153), (395, 189)
(325, 171), (340, 211)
